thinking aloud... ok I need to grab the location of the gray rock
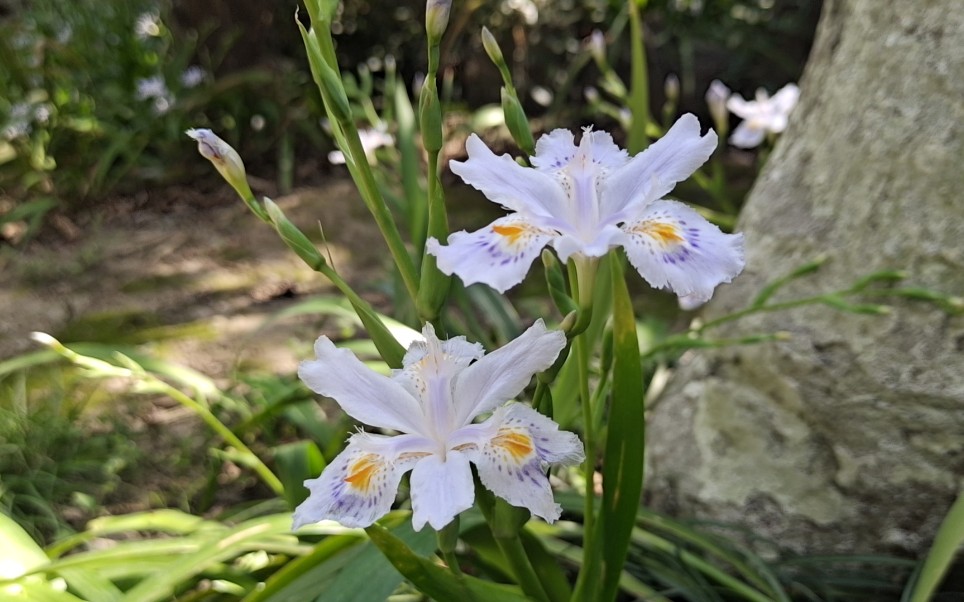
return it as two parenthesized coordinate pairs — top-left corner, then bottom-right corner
(647, 0), (964, 554)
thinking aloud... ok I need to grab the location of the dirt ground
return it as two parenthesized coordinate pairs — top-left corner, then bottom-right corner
(0, 176), (390, 378)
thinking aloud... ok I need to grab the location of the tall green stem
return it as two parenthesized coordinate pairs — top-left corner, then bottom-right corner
(571, 332), (597, 600)
(298, 18), (420, 306)
(157, 382), (285, 495)
(495, 533), (551, 602)
(626, 0), (650, 154)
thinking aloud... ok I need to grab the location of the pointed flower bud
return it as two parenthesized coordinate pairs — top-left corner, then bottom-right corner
(664, 73), (680, 104)
(425, 0), (452, 45)
(705, 79), (731, 135)
(419, 80), (444, 153)
(500, 87), (535, 156)
(587, 30), (606, 65)
(481, 26), (505, 68)
(263, 197), (327, 270)
(186, 128), (253, 200)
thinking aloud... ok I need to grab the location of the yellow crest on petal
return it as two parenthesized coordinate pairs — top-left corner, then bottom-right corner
(635, 221), (684, 246)
(492, 224), (527, 245)
(345, 454), (382, 492)
(493, 429), (534, 462)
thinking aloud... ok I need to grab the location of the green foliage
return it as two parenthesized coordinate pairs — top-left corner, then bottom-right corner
(0, 367), (137, 544)
(0, 0), (315, 243)
(1, 1), (187, 205)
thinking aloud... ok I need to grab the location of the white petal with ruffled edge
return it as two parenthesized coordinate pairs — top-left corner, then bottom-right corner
(409, 450), (475, 531)
(452, 320), (566, 425)
(729, 121), (766, 149)
(531, 128), (628, 176)
(427, 215), (556, 293)
(552, 223), (624, 262)
(532, 128), (630, 244)
(398, 323), (484, 370)
(601, 114), (717, 218)
(299, 337), (426, 435)
(770, 84), (800, 119)
(459, 404), (584, 523)
(449, 134), (569, 219)
(725, 94), (756, 120)
(293, 432), (430, 529)
(618, 200), (745, 304)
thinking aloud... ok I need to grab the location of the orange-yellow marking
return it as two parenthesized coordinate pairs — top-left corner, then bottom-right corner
(492, 224), (526, 244)
(638, 221), (683, 245)
(345, 454), (381, 491)
(493, 430), (534, 461)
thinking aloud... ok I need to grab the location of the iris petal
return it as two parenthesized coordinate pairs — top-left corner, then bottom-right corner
(410, 450), (475, 531)
(293, 433), (430, 529)
(462, 404), (584, 523)
(618, 200), (744, 304)
(427, 215), (555, 293)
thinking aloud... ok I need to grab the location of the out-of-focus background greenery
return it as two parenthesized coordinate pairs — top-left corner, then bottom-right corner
(0, 0), (817, 244)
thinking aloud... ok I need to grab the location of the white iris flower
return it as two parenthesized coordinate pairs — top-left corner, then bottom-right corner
(427, 114), (745, 304)
(726, 83), (800, 149)
(327, 127), (394, 165)
(293, 320), (583, 532)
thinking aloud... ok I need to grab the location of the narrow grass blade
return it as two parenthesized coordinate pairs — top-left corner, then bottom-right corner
(903, 490), (964, 602)
(597, 256), (646, 602)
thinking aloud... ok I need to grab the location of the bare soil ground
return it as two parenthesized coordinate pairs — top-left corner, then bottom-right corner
(0, 176), (388, 376)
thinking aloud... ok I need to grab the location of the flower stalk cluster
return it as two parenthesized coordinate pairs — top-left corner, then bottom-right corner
(186, 2), (747, 599)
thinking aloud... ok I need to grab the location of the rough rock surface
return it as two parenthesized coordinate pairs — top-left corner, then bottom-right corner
(646, 0), (964, 554)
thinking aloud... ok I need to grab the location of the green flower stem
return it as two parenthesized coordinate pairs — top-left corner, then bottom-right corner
(329, 116), (421, 305)
(475, 474), (553, 601)
(533, 380), (552, 417)
(416, 40), (452, 322)
(235, 191), (270, 225)
(318, 263), (406, 368)
(438, 518), (463, 576)
(298, 19), (420, 306)
(574, 332), (597, 590)
(906, 491), (964, 602)
(626, 0), (651, 154)
(494, 533), (551, 602)
(565, 257), (597, 337)
(710, 159), (735, 215)
(303, 0), (338, 67)
(698, 288), (889, 336)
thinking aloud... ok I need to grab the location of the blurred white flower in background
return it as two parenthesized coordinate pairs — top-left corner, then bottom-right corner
(327, 128), (394, 165)
(136, 76), (176, 115)
(726, 83), (800, 149)
(134, 12), (162, 39)
(503, 0), (540, 25)
(180, 66), (207, 89)
(704, 79), (731, 133)
(135, 76), (169, 101)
